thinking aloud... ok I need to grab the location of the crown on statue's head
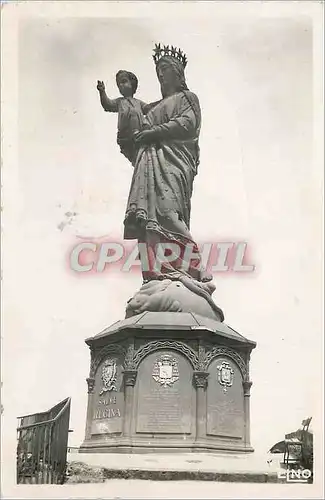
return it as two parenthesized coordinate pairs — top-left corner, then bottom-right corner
(153, 43), (188, 68)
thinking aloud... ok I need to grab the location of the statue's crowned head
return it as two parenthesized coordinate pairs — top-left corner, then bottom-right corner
(153, 44), (189, 97)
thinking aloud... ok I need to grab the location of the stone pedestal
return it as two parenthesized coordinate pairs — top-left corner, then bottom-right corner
(80, 311), (256, 454)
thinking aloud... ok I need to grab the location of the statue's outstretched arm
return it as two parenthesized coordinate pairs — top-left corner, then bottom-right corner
(99, 93), (119, 113)
(96, 80), (119, 112)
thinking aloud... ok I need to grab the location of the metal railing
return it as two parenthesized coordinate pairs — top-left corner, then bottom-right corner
(283, 417), (313, 472)
(17, 397), (71, 484)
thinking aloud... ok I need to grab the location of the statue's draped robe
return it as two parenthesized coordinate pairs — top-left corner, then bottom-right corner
(124, 90), (202, 281)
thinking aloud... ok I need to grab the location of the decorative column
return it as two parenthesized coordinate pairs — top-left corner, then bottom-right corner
(84, 377), (95, 440)
(193, 371), (209, 441)
(243, 379), (253, 446)
(122, 370), (137, 437)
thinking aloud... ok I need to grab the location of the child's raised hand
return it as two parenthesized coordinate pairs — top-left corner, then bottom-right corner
(97, 80), (105, 92)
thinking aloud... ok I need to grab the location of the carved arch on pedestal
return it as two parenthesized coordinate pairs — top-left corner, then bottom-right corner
(133, 340), (199, 369)
(204, 346), (247, 379)
(89, 344), (126, 378)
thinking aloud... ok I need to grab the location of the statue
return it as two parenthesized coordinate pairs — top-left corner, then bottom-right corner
(97, 44), (223, 321)
(80, 47), (257, 456)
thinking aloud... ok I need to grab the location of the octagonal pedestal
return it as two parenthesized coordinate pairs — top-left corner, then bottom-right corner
(80, 312), (256, 454)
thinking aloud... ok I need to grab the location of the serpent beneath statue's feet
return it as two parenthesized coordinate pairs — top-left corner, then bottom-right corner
(126, 276), (224, 322)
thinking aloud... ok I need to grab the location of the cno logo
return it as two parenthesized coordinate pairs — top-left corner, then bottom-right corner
(278, 468), (312, 483)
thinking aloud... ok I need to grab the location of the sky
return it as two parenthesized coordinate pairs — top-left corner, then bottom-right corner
(2, 1), (323, 471)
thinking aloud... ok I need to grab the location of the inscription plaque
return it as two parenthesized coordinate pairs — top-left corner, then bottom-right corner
(91, 356), (124, 435)
(136, 350), (194, 434)
(207, 357), (244, 439)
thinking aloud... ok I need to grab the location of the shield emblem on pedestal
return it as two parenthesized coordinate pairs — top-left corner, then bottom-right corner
(217, 361), (234, 392)
(221, 366), (231, 383)
(99, 358), (118, 395)
(159, 364), (173, 380)
(152, 354), (179, 387)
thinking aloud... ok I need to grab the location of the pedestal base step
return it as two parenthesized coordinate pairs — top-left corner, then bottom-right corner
(66, 452), (285, 484)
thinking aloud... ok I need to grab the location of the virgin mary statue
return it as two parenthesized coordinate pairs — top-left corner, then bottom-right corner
(123, 44), (212, 285)
(100, 44), (223, 319)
